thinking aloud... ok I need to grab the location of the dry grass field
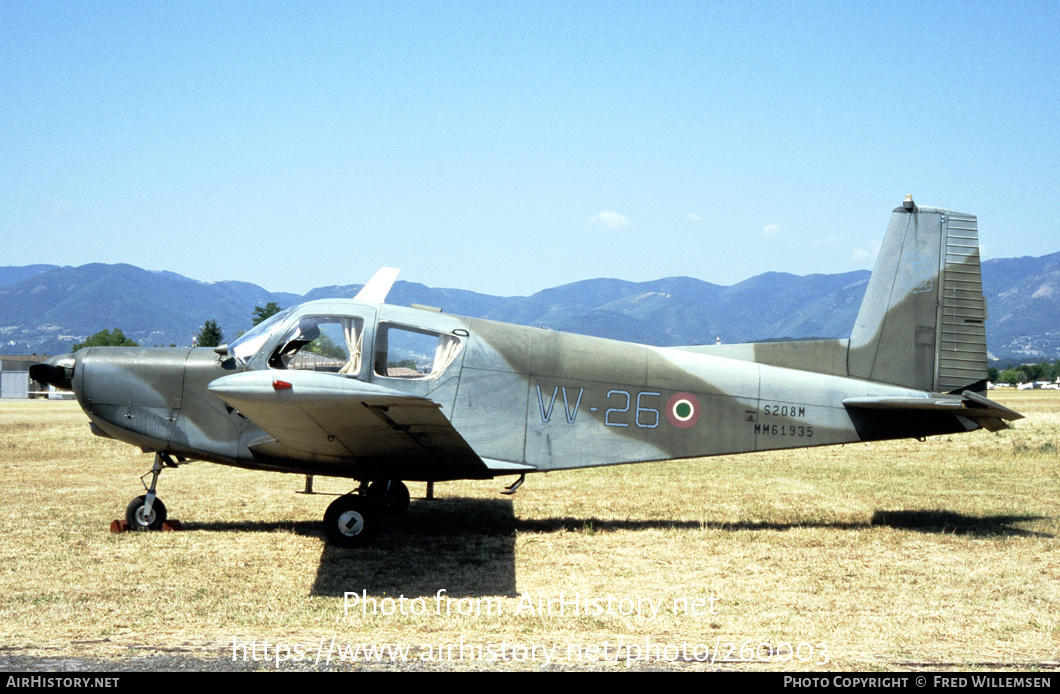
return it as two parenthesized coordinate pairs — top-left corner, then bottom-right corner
(0, 390), (1056, 671)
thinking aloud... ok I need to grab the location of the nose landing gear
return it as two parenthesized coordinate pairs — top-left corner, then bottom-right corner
(124, 453), (181, 531)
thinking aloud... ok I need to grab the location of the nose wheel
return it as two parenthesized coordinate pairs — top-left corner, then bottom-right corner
(125, 452), (179, 531)
(126, 494), (168, 530)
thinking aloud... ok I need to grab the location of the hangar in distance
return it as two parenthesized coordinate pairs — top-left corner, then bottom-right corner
(31, 197), (1022, 546)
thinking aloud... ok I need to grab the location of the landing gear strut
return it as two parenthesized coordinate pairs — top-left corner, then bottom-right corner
(125, 452), (178, 531)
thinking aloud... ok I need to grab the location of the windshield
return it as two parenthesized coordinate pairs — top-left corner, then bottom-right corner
(228, 307), (297, 365)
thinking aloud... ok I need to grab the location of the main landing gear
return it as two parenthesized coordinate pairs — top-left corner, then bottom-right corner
(125, 452), (181, 531)
(323, 479), (410, 548)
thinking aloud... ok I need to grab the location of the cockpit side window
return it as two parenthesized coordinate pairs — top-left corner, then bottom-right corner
(374, 324), (462, 379)
(268, 315), (366, 375)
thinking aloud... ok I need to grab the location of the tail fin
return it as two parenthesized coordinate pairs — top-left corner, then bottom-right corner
(848, 200), (988, 393)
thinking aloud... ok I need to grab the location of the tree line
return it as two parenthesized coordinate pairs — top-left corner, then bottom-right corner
(989, 361), (1060, 385)
(72, 302), (285, 351)
(65, 310), (1060, 383)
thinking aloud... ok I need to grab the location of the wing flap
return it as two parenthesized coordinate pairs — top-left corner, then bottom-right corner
(209, 370), (491, 480)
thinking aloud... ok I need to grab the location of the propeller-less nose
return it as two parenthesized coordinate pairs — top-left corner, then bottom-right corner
(29, 354), (76, 391)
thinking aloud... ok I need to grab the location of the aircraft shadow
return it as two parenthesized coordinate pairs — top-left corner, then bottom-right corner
(516, 510), (1052, 538)
(177, 505), (1048, 600)
(869, 509), (1052, 537)
(177, 519), (322, 535)
(173, 498), (518, 598)
(310, 497), (518, 598)
(179, 506), (1051, 544)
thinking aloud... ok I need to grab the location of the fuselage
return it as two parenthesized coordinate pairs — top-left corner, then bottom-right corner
(44, 299), (974, 483)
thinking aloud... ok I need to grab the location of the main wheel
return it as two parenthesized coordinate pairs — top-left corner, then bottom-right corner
(323, 495), (380, 547)
(366, 480), (411, 516)
(125, 495), (167, 531)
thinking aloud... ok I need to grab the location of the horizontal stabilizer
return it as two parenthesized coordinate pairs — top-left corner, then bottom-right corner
(843, 390), (1023, 432)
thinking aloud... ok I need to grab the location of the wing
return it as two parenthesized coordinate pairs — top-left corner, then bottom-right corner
(208, 370), (492, 481)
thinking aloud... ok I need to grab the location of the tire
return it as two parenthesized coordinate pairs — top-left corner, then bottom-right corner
(366, 480), (411, 516)
(125, 495), (167, 531)
(323, 495), (379, 547)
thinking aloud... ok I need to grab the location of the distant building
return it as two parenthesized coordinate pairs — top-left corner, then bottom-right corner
(0, 358), (31, 399)
(0, 356), (68, 399)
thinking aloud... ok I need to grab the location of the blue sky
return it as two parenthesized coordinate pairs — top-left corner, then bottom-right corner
(2, 1), (1058, 296)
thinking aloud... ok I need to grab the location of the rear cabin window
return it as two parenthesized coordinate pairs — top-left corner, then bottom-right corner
(374, 324), (462, 379)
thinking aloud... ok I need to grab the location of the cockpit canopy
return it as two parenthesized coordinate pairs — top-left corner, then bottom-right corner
(227, 303), (463, 380)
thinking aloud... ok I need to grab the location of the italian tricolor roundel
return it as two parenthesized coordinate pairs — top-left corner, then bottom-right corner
(666, 392), (700, 428)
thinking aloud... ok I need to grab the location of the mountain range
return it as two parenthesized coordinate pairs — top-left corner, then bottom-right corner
(2, 252), (1058, 363)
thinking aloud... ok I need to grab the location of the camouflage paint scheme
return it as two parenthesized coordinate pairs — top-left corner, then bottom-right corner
(31, 201), (1023, 545)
